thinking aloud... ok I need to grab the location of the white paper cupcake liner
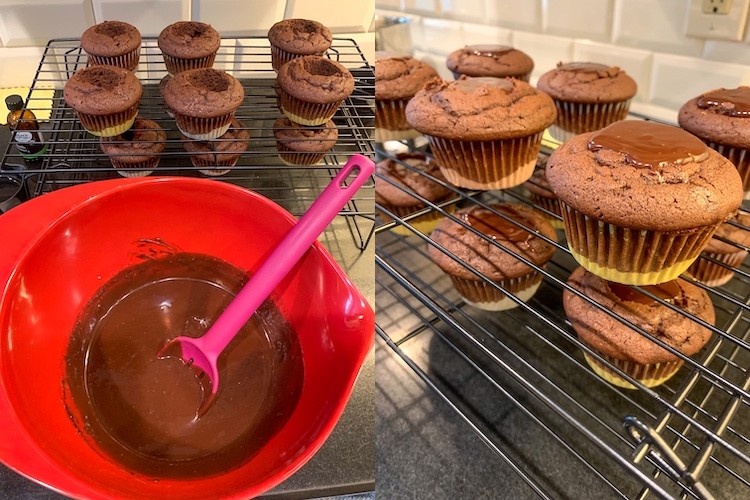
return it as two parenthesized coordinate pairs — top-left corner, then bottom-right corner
(87, 50), (140, 72)
(583, 352), (683, 389)
(426, 132), (543, 190)
(561, 201), (716, 285)
(687, 250), (748, 287)
(548, 100), (631, 143)
(449, 272), (543, 311)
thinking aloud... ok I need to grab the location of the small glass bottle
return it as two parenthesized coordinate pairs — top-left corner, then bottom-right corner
(5, 94), (47, 160)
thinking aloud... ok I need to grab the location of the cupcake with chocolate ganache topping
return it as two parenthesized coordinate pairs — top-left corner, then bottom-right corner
(81, 21), (141, 71)
(547, 120), (743, 285)
(268, 18), (332, 72)
(376, 152), (455, 235)
(64, 65), (142, 137)
(375, 52), (439, 142)
(536, 62), (637, 143)
(679, 86), (750, 199)
(428, 203), (557, 311)
(564, 267), (715, 389)
(446, 45), (534, 81)
(276, 55), (354, 126)
(158, 21), (220, 75)
(406, 76), (556, 190)
(163, 68), (244, 140)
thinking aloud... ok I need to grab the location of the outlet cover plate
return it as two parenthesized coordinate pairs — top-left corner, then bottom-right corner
(686, 0), (750, 40)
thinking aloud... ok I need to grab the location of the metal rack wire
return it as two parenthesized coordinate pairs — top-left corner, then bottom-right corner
(0, 36), (375, 250)
(375, 121), (750, 498)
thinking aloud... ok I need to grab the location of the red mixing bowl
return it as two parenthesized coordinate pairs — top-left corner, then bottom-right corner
(0, 177), (374, 499)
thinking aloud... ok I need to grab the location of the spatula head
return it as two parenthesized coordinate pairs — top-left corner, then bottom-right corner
(157, 336), (219, 418)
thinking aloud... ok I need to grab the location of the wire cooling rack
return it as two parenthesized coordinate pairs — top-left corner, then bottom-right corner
(375, 117), (750, 499)
(0, 36), (375, 250)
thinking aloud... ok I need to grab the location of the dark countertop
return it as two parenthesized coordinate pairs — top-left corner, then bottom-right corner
(0, 125), (375, 499)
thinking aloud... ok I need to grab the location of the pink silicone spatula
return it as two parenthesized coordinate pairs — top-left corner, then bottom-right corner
(158, 154), (374, 416)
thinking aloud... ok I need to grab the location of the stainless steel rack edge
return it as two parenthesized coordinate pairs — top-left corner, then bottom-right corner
(375, 123), (750, 499)
(0, 36), (376, 251)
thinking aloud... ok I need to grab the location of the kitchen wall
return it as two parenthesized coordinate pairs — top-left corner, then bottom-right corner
(0, 0), (375, 88)
(376, 0), (750, 122)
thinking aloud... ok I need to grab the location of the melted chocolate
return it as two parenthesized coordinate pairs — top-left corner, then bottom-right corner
(453, 77), (514, 93)
(697, 87), (750, 117)
(467, 44), (513, 58)
(587, 121), (707, 168)
(462, 206), (533, 242)
(64, 253), (303, 478)
(609, 281), (682, 305)
(558, 62), (609, 73)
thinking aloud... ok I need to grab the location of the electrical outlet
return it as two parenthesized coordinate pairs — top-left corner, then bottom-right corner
(703, 0), (733, 14)
(686, 0), (750, 40)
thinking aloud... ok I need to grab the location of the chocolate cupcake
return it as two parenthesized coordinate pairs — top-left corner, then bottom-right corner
(679, 86), (750, 199)
(547, 120), (743, 285)
(276, 55), (354, 126)
(563, 267), (715, 389)
(163, 68), (244, 140)
(522, 166), (564, 230)
(159, 74), (174, 118)
(182, 118), (250, 176)
(268, 18), (332, 72)
(100, 118), (166, 177)
(405, 76), (556, 190)
(273, 117), (338, 165)
(536, 62), (637, 143)
(63, 65), (142, 137)
(428, 203), (557, 311)
(375, 52), (439, 142)
(158, 21), (220, 75)
(688, 212), (750, 287)
(81, 21), (141, 71)
(446, 45), (534, 81)
(376, 152), (455, 235)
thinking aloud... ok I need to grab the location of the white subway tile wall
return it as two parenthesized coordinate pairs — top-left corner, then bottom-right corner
(377, 0), (750, 117)
(285, 0), (375, 33)
(0, 0), (375, 88)
(543, 0), (612, 42)
(485, 0), (542, 32)
(0, 0), (95, 47)
(194, 0), (286, 36)
(93, 0), (188, 36)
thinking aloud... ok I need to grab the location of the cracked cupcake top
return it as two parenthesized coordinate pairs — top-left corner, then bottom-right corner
(81, 21), (141, 57)
(158, 21), (220, 59)
(276, 55), (354, 103)
(405, 76), (557, 140)
(679, 86), (750, 149)
(268, 18), (332, 55)
(100, 118), (166, 160)
(375, 152), (453, 208)
(64, 65), (142, 115)
(546, 120), (743, 230)
(162, 68), (244, 118)
(536, 62), (637, 103)
(375, 53), (439, 100)
(563, 266), (715, 364)
(446, 45), (534, 79)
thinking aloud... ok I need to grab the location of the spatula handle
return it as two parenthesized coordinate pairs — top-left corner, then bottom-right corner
(199, 154), (375, 355)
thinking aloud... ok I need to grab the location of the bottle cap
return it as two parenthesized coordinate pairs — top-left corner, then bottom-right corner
(5, 95), (23, 111)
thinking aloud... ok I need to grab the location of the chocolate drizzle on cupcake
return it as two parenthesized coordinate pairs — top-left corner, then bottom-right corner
(467, 44), (513, 58)
(461, 206), (534, 243)
(587, 121), (708, 168)
(697, 87), (750, 117)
